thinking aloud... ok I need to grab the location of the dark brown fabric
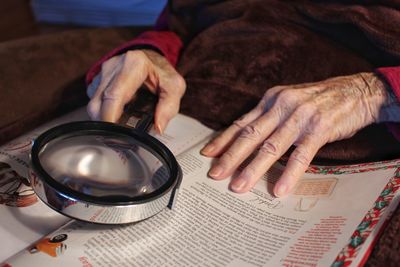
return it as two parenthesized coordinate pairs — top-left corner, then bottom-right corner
(166, 0), (400, 163)
(0, 27), (146, 145)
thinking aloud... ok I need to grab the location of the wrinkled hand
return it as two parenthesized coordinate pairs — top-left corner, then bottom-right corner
(87, 50), (186, 133)
(201, 73), (395, 197)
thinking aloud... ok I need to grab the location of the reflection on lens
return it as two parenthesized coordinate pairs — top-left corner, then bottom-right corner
(77, 153), (95, 177)
(38, 132), (170, 198)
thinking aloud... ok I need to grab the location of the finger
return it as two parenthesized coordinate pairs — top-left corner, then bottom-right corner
(87, 72), (116, 121)
(201, 103), (266, 157)
(228, 118), (301, 193)
(154, 83), (185, 133)
(273, 134), (323, 197)
(202, 85), (309, 158)
(87, 73), (101, 99)
(100, 52), (149, 122)
(208, 109), (282, 180)
(86, 74), (103, 120)
(87, 57), (120, 120)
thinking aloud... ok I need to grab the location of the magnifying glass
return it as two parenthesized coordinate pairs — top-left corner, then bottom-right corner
(29, 112), (182, 225)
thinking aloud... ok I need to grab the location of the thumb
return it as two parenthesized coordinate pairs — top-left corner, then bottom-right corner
(154, 77), (186, 133)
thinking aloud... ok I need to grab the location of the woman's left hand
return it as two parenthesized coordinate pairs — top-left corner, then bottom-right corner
(201, 72), (396, 197)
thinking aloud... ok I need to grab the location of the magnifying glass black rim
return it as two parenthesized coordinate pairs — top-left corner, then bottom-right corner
(31, 121), (181, 206)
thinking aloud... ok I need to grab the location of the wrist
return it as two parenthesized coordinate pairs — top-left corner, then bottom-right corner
(357, 72), (400, 123)
(372, 74), (400, 123)
(379, 90), (400, 123)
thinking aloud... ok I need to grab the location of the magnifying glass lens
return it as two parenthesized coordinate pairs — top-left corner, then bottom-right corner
(38, 131), (169, 199)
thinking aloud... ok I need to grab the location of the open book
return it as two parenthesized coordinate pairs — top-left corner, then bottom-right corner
(0, 108), (399, 267)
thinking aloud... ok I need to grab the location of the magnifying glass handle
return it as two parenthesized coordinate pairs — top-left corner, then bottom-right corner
(135, 113), (154, 133)
(118, 89), (157, 132)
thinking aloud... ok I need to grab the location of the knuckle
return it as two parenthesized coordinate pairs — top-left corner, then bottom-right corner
(101, 61), (110, 70)
(265, 85), (284, 96)
(100, 63), (111, 74)
(233, 114), (250, 128)
(290, 149), (311, 166)
(259, 140), (279, 157)
(239, 124), (262, 141)
(263, 90), (274, 100)
(102, 57), (117, 70)
(275, 89), (297, 105)
(261, 86), (283, 106)
(125, 50), (146, 61)
(310, 114), (330, 132)
(296, 102), (317, 118)
(86, 103), (97, 119)
(125, 51), (148, 70)
(255, 99), (269, 113)
(233, 119), (247, 129)
(285, 117), (301, 133)
(102, 87), (122, 101)
(171, 75), (187, 95)
(242, 165), (257, 178)
(219, 150), (236, 165)
(176, 75), (187, 90)
(255, 101), (266, 112)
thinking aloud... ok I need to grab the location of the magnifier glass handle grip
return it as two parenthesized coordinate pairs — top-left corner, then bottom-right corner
(135, 113), (154, 133)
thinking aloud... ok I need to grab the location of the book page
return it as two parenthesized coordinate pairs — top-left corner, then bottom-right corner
(0, 108), (214, 263)
(3, 140), (399, 267)
(149, 114), (215, 155)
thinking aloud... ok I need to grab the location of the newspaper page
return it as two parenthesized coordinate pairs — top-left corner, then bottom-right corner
(2, 137), (399, 266)
(0, 109), (88, 262)
(0, 108), (213, 263)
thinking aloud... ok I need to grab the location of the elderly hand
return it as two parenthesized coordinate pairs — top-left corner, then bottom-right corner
(87, 49), (186, 133)
(201, 73), (397, 197)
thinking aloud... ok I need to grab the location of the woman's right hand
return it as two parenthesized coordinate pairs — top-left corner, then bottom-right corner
(86, 49), (186, 133)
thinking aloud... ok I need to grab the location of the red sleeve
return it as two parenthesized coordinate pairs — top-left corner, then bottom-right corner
(376, 66), (400, 141)
(86, 6), (182, 85)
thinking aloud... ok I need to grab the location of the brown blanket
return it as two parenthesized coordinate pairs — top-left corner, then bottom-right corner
(0, 27), (147, 146)
(165, 0), (400, 163)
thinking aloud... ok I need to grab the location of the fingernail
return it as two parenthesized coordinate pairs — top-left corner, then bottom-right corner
(209, 166), (223, 178)
(230, 178), (247, 192)
(201, 144), (214, 155)
(274, 184), (288, 198)
(155, 123), (163, 134)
